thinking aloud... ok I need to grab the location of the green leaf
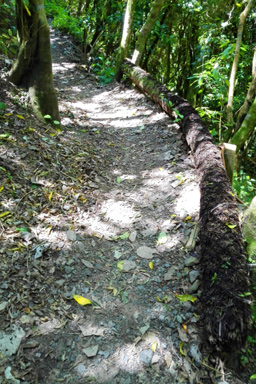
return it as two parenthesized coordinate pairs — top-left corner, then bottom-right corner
(117, 261), (123, 271)
(116, 176), (121, 184)
(44, 114), (52, 119)
(250, 374), (256, 379)
(119, 231), (129, 240)
(16, 227), (29, 232)
(0, 102), (6, 110)
(176, 294), (197, 303)
(53, 120), (60, 125)
(157, 231), (167, 245)
(0, 133), (9, 139)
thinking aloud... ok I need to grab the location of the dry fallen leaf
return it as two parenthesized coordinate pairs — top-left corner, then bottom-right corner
(73, 295), (92, 306)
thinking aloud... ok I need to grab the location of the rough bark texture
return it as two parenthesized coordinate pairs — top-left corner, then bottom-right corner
(131, 0), (165, 66)
(122, 59), (251, 354)
(8, 0), (59, 121)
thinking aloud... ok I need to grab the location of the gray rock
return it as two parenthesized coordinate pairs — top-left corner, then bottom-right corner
(129, 231), (137, 243)
(136, 246), (156, 259)
(189, 270), (200, 283)
(66, 230), (76, 241)
(82, 345), (99, 357)
(77, 363), (87, 376)
(0, 326), (25, 357)
(139, 349), (153, 365)
(189, 280), (200, 293)
(190, 343), (202, 363)
(164, 266), (176, 281)
(176, 315), (183, 323)
(185, 256), (199, 267)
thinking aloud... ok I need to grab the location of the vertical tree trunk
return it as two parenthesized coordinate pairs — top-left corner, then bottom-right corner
(230, 95), (256, 152)
(131, 0), (165, 67)
(235, 45), (256, 131)
(226, 0), (254, 127)
(115, 0), (136, 81)
(8, 0), (59, 122)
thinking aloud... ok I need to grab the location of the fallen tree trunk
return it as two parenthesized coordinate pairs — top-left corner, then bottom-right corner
(122, 59), (251, 354)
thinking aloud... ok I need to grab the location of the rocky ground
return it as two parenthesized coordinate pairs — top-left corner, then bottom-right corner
(0, 28), (253, 384)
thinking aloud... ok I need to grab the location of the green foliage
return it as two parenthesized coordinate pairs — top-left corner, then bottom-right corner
(233, 169), (256, 205)
(92, 55), (115, 84)
(0, 1), (18, 57)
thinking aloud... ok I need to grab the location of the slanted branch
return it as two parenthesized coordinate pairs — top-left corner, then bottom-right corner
(122, 59), (251, 354)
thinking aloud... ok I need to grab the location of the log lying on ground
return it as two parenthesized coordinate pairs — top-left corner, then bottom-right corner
(122, 59), (251, 353)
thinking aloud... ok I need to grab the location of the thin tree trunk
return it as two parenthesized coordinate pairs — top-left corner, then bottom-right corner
(230, 95), (256, 152)
(235, 45), (256, 131)
(122, 59), (250, 356)
(131, 0), (165, 66)
(226, 0), (254, 127)
(115, 0), (136, 81)
(9, 0), (59, 122)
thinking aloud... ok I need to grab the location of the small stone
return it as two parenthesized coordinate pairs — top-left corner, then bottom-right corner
(152, 354), (160, 364)
(137, 246), (156, 259)
(176, 315), (183, 323)
(189, 270), (200, 283)
(83, 345), (99, 357)
(77, 363), (87, 376)
(55, 279), (65, 287)
(129, 231), (137, 243)
(189, 280), (200, 293)
(139, 349), (153, 366)
(63, 204), (71, 211)
(164, 266), (176, 281)
(185, 256), (199, 267)
(122, 260), (136, 272)
(190, 343), (202, 363)
(66, 230), (76, 241)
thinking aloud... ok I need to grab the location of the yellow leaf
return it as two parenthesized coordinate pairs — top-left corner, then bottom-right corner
(16, 114), (24, 119)
(0, 211), (11, 218)
(225, 223), (237, 229)
(5, 113), (13, 116)
(184, 215), (191, 222)
(106, 286), (118, 296)
(24, 5), (31, 16)
(0, 186), (4, 192)
(48, 225), (52, 235)
(151, 341), (157, 352)
(149, 261), (153, 270)
(73, 295), (92, 306)
(176, 294), (197, 303)
(179, 341), (187, 356)
(49, 191), (53, 201)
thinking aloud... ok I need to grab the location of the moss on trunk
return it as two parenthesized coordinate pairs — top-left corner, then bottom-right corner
(9, 0), (59, 122)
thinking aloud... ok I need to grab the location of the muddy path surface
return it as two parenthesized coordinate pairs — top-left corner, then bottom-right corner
(0, 29), (247, 384)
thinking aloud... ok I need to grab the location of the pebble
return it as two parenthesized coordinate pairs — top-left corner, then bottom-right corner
(190, 343), (202, 363)
(139, 349), (153, 365)
(184, 256), (199, 267)
(164, 266), (176, 281)
(77, 363), (87, 376)
(189, 270), (200, 283)
(176, 315), (183, 323)
(189, 279), (200, 293)
(129, 231), (137, 242)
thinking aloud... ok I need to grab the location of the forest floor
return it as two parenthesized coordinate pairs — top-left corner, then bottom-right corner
(0, 28), (254, 384)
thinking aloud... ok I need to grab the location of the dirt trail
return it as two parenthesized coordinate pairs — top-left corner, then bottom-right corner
(0, 29), (243, 384)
